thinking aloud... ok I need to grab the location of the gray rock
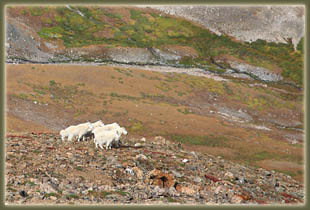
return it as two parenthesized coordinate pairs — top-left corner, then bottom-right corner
(194, 177), (202, 183)
(264, 171), (272, 177)
(151, 48), (181, 64)
(190, 151), (198, 159)
(187, 165), (198, 170)
(40, 183), (57, 194)
(106, 47), (158, 65)
(171, 170), (183, 178)
(229, 61), (283, 82)
(152, 186), (165, 197)
(106, 156), (119, 165)
(114, 163), (124, 169)
(168, 187), (180, 197)
(134, 143), (142, 147)
(217, 106), (253, 123)
(152, 6), (304, 50)
(6, 20), (53, 63)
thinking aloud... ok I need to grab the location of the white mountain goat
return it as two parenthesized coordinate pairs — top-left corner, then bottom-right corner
(94, 129), (120, 150)
(59, 122), (94, 142)
(111, 127), (127, 147)
(94, 126), (127, 149)
(81, 120), (105, 141)
(92, 122), (120, 137)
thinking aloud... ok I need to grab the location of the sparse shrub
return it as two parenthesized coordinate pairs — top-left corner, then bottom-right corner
(29, 6), (46, 16)
(129, 121), (145, 133)
(66, 193), (79, 199)
(130, 9), (142, 19)
(33, 89), (46, 95)
(49, 80), (57, 87)
(177, 108), (192, 115)
(223, 83), (233, 95)
(18, 93), (28, 100)
(252, 151), (274, 161)
(297, 37), (304, 53)
(155, 82), (171, 92)
(115, 190), (129, 196)
(75, 166), (83, 171)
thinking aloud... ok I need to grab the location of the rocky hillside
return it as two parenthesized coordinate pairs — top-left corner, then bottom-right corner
(149, 5), (305, 49)
(5, 133), (304, 205)
(6, 5), (304, 87)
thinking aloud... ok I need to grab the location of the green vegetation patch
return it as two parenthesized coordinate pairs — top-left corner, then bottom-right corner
(75, 166), (84, 171)
(252, 151), (274, 161)
(38, 26), (64, 39)
(167, 196), (179, 203)
(177, 108), (193, 115)
(44, 192), (61, 198)
(7, 187), (17, 192)
(169, 134), (229, 147)
(129, 121), (145, 133)
(66, 193), (79, 199)
(29, 6), (48, 16)
(183, 76), (225, 95)
(114, 68), (133, 77)
(155, 82), (171, 92)
(115, 190), (130, 196)
(110, 92), (140, 101)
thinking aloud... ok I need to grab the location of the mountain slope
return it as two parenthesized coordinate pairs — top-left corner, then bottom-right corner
(6, 6), (304, 86)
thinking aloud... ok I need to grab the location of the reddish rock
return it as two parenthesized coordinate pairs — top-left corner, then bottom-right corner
(280, 192), (300, 202)
(174, 183), (182, 192)
(231, 195), (244, 204)
(182, 186), (196, 195)
(148, 169), (175, 188)
(254, 199), (268, 204)
(132, 167), (144, 180)
(237, 192), (251, 201)
(205, 174), (221, 182)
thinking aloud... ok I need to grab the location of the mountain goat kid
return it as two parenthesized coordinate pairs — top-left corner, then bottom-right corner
(59, 122), (94, 142)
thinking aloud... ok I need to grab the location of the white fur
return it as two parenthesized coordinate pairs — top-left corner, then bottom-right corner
(113, 127), (127, 147)
(94, 126), (127, 149)
(60, 122), (94, 142)
(92, 120), (105, 128)
(94, 129), (120, 150)
(92, 123), (121, 138)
